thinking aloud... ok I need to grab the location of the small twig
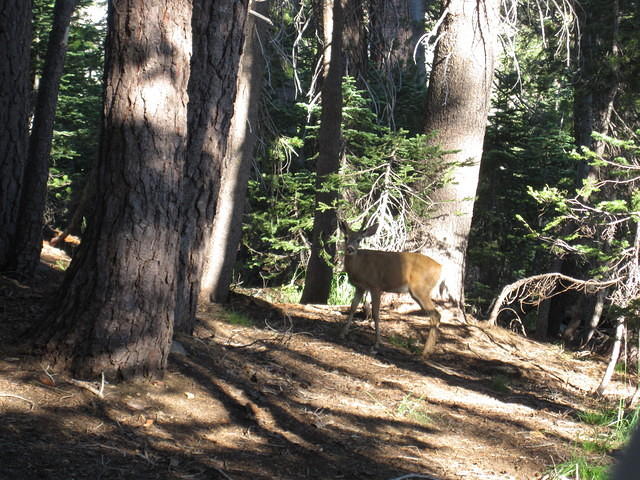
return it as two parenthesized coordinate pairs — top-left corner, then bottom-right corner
(42, 364), (56, 384)
(225, 338), (265, 349)
(0, 393), (35, 409)
(248, 8), (273, 26)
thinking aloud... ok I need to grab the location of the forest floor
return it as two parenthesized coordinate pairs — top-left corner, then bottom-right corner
(0, 244), (630, 480)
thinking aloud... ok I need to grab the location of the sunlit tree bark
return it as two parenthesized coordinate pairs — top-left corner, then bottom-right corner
(174, 0), (249, 333)
(419, 0), (500, 312)
(199, 0), (268, 304)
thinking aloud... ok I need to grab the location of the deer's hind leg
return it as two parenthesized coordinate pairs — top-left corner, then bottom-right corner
(370, 288), (382, 351)
(409, 287), (441, 358)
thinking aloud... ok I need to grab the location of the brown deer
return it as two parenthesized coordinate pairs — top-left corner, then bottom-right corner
(338, 220), (442, 357)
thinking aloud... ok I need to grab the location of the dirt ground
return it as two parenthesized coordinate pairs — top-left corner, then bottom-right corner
(0, 246), (628, 479)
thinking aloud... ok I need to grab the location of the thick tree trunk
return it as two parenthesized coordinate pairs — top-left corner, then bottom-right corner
(300, 0), (345, 304)
(199, 0), (268, 304)
(0, 0), (32, 270)
(174, 0), (249, 333)
(10, 0), (79, 280)
(33, 0), (191, 380)
(420, 0), (499, 311)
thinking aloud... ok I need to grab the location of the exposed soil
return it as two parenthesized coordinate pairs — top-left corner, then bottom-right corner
(0, 245), (628, 480)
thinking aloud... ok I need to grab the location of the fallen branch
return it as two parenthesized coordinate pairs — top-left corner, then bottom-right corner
(487, 273), (620, 326)
(387, 474), (442, 480)
(68, 372), (106, 398)
(0, 392), (35, 409)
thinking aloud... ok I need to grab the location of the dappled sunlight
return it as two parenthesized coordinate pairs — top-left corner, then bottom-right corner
(0, 283), (624, 479)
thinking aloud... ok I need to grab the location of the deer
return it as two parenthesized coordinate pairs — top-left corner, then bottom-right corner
(338, 219), (442, 358)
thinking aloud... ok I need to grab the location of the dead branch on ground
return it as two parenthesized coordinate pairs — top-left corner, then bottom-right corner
(0, 392), (35, 409)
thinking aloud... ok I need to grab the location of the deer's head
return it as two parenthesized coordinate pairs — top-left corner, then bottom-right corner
(338, 220), (378, 256)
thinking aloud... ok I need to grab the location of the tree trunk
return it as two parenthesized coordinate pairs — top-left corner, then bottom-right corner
(300, 0), (345, 304)
(540, 0), (621, 340)
(0, 0), (32, 270)
(342, 0), (367, 85)
(370, 0), (425, 70)
(580, 289), (606, 346)
(50, 163), (97, 248)
(174, 0), (249, 333)
(33, 0), (191, 381)
(420, 0), (499, 311)
(369, 0), (426, 128)
(596, 316), (625, 395)
(199, 0), (268, 304)
(10, 0), (79, 280)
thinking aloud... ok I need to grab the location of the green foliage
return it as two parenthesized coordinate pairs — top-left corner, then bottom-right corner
(396, 393), (431, 425)
(549, 404), (640, 479)
(243, 77), (447, 286)
(222, 310), (254, 327)
(245, 168), (315, 283)
(578, 408), (621, 426)
(327, 272), (355, 306)
(256, 284), (302, 304)
(489, 374), (511, 394)
(466, 11), (582, 312)
(388, 335), (420, 354)
(467, 45), (576, 311)
(53, 3), (104, 172)
(339, 79), (449, 222)
(34, 0), (106, 225)
(548, 456), (610, 480)
(524, 134), (640, 295)
(53, 258), (71, 271)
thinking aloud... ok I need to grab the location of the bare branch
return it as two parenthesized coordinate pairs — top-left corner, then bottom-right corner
(488, 273), (620, 325)
(0, 393), (35, 409)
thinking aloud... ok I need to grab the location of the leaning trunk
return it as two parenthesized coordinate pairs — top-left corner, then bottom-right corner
(174, 0), (248, 333)
(596, 316), (625, 395)
(10, 0), (79, 279)
(199, 0), (268, 304)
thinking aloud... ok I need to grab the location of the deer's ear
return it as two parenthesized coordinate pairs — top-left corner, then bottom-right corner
(338, 220), (349, 234)
(363, 223), (378, 237)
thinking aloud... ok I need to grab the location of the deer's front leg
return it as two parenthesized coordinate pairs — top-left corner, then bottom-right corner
(370, 288), (382, 351)
(340, 287), (364, 339)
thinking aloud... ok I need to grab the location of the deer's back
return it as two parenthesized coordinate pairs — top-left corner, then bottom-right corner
(344, 250), (441, 293)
